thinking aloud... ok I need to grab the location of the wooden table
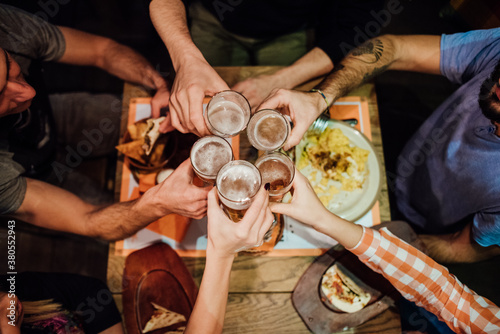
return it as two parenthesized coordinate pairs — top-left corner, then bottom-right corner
(107, 66), (397, 333)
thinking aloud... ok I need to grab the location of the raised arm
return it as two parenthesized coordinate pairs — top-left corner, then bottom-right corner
(56, 26), (170, 119)
(232, 47), (333, 109)
(258, 34), (441, 149)
(57, 26), (167, 92)
(10, 159), (210, 241)
(270, 171), (500, 333)
(185, 187), (273, 334)
(317, 34), (441, 104)
(150, 0), (229, 136)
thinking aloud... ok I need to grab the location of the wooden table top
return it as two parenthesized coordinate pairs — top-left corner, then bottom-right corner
(108, 66), (397, 333)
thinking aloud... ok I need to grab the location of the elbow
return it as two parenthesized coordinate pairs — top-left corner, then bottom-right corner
(93, 37), (116, 70)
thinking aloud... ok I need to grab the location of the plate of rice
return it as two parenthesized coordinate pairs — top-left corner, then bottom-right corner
(295, 120), (381, 221)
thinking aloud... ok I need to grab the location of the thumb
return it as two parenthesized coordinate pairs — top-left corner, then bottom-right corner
(207, 187), (219, 211)
(284, 123), (309, 150)
(160, 113), (175, 133)
(176, 158), (195, 178)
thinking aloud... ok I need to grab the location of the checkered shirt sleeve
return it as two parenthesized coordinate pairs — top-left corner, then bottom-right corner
(347, 227), (500, 334)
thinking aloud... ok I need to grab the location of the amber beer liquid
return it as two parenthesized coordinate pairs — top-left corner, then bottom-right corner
(190, 136), (234, 185)
(205, 91), (251, 137)
(255, 152), (295, 242)
(247, 109), (290, 151)
(255, 152), (295, 202)
(216, 161), (262, 222)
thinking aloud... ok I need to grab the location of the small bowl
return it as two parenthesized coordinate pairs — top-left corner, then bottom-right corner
(120, 121), (178, 173)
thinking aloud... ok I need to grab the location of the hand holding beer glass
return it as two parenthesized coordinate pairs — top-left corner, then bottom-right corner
(255, 152), (295, 241)
(247, 109), (291, 151)
(204, 90), (251, 137)
(190, 135), (234, 186)
(216, 160), (262, 223)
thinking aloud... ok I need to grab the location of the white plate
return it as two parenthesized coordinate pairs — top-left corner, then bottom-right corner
(295, 120), (381, 222)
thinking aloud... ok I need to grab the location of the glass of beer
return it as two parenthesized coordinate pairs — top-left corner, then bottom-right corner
(204, 90), (251, 137)
(216, 160), (262, 222)
(255, 151), (295, 202)
(247, 109), (291, 151)
(255, 151), (295, 241)
(190, 135), (234, 186)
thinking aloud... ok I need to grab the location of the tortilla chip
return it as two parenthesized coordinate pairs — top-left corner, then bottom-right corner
(116, 140), (147, 164)
(128, 121), (149, 141)
(142, 302), (186, 333)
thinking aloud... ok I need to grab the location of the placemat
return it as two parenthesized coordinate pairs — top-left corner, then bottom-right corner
(115, 97), (380, 257)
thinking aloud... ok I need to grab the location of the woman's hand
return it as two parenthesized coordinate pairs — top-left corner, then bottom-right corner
(269, 169), (331, 230)
(206, 186), (274, 258)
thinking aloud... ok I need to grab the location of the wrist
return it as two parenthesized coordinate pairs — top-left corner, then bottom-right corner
(137, 185), (171, 218)
(206, 242), (236, 263)
(171, 49), (206, 73)
(270, 68), (300, 89)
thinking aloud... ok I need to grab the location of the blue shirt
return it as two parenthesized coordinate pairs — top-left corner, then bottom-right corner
(395, 28), (500, 247)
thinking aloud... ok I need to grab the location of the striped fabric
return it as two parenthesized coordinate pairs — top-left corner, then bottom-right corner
(348, 227), (500, 334)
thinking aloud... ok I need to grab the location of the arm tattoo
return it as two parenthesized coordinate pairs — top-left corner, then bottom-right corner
(362, 64), (390, 83)
(351, 39), (384, 64)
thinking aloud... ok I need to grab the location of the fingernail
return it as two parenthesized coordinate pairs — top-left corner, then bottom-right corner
(265, 183), (270, 191)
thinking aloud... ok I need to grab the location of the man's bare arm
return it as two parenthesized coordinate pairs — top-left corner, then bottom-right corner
(11, 160), (210, 241)
(232, 47), (334, 109)
(57, 26), (167, 91)
(150, 0), (204, 73)
(319, 34), (441, 104)
(149, 0), (228, 135)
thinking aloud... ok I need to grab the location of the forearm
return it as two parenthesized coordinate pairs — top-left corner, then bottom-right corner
(57, 26), (166, 90)
(85, 188), (170, 240)
(271, 47), (334, 89)
(313, 211), (363, 249)
(317, 35), (399, 104)
(96, 39), (167, 90)
(185, 247), (234, 334)
(348, 228), (499, 333)
(150, 0), (205, 71)
(15, 178), (170, 241)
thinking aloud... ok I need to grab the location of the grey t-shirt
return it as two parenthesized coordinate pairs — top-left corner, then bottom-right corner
(0, 4), (66, 214)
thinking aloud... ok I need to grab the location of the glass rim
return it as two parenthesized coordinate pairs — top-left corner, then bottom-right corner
(247, 108), (291, 151)
(216, 160), (262, 205)
(190, 135), (234, 179)
(204, 90), (251, 137)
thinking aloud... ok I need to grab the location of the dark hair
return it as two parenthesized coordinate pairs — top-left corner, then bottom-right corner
(478, 60), (500, 123)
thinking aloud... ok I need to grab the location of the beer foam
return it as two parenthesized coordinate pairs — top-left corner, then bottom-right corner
(208, 100), (247, 135)
(218, 164), (260, 209)
(192, 138), (232, 176)
(253, 115), (288, 150)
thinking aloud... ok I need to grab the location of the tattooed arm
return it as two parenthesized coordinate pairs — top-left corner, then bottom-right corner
(258, 34), (441, 148)
(317, 34), (441, 104)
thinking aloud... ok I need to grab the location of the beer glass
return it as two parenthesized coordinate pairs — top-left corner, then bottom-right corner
(216, 160), (262, 222)
(255, 151), (295, 240)
(247, 109), (291, 151)
(190, 135), (234, 186)
(204, 90), (251, 137)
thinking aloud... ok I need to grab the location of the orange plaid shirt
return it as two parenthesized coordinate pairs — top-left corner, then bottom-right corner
(348, 227), (500, 334)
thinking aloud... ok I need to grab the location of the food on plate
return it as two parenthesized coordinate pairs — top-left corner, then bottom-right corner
(297, 127), (370, 208)
(321, 264), (371, 313)
(298, 127), (370, 191)
(116, 117), (168, 166)
(142, 302), (186, 333)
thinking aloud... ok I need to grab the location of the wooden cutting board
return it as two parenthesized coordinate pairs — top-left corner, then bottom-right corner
(292, 221), (424, 333)
(122, 242), (198, 334)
